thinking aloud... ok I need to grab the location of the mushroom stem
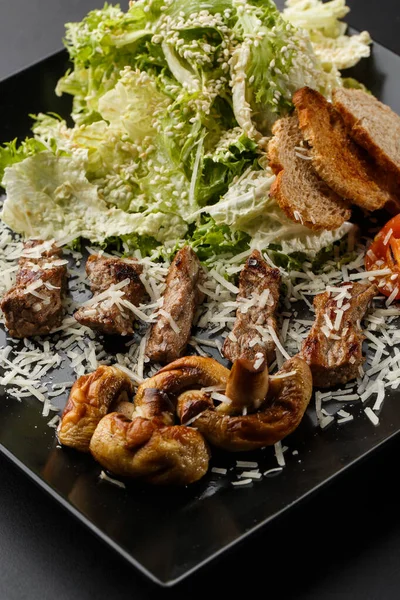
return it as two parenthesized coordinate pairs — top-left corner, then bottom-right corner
(219, 358), (269, 415)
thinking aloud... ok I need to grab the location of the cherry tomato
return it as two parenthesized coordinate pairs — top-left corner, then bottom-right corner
(365, 214), (400, 299)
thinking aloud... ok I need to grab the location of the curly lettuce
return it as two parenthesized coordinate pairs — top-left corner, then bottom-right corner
(1, 152), (187, 243)
(283, 0), (371, 70)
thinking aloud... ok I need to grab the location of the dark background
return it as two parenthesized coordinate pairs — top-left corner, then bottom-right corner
(1, 1), (400, 598)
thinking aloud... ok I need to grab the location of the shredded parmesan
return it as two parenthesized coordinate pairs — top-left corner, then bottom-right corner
(232, 479), (252, 486)
(211, 467), (228, 475)
(211, 392), (232, 404)
(263, 467), (283, 477)
(349, 268), (392, 280)
(209, 269), (240, 294)
(238, 471), (262, 480)
(274, 441), (286, 467)
(364, 407), (379, 426)
(267, 325), (290, 360)
(236, 461), (258, 468)
(99, 471), (126, 489)
(158, 309), (180, 333)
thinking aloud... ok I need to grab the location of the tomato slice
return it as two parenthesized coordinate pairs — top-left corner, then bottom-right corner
(365, 214), (400, 299)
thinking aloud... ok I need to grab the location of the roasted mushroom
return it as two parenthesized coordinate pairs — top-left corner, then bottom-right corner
(58, 366), (134, 452)
(177, 357), (312, 451)
(220, 358), (270, 415)
(134, 355), (230, 409)
(89, 388), (209, 485)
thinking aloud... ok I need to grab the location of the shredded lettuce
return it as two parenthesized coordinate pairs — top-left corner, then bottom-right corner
(0, 0), (371, 264)
(0, 138), (47, 186)
(1, 152), (187, 243)
(283, 0), (371, 70)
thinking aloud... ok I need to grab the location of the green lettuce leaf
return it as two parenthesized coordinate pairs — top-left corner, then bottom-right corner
(189, 217), (251, 262)
(1, 152), (187, 243)
(283, 0), (371, 70)
(0, 138), (47, 188)
(231, 0), (342, 140)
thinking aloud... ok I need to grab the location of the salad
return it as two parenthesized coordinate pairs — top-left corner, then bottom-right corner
(0, 0), (371, 263)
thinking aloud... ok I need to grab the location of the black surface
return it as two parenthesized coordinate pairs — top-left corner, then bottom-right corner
(2, 0), (400, 598)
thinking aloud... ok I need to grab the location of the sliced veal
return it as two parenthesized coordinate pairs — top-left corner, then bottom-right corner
(74, 255), (146, 336)
(0, 240), (67, 338)
(299, 282), (377, 388)
(145, 246), (205, 364)
(222, 249), (281, 370)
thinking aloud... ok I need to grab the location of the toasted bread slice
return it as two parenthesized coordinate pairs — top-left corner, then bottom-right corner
(293, 87), (397, 212)
(268, 115), (351, 231)
(334, 88), (400, 183)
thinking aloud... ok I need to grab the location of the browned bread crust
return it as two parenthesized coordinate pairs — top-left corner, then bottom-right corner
(293, 87), (398, 212)
(334, 88), (400, 185)
(268, 114), (351, 231)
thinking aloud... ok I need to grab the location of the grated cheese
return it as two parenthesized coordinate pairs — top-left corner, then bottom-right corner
(209, 269), (240, 294)
(364, 407), (379, 426)
(349, 268), (392, 280)
(238, 471), (262, 480)
(386, 286), (399, 307)
(263, 467), (283, 477)
(274, 441), (286, 467)
(211, 392), (232, 404)
(211, 467), (228, 475)
(232, 479), (252, 486)
(267, 325), (290, 360)
(236, 461), (258, 468)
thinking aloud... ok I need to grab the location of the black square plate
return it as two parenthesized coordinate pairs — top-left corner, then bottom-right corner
(1, 40), (400, 587)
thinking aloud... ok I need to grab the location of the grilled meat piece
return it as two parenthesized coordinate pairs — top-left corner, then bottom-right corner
(300, 282), (377, 388)
(145, 246), (205, 364)
(222, 250), (281, 370)
(90, 387), (210, 485)
(58, 365), (134, 452)
(74, 255), (146, 336)
(1, 239), (67, 338)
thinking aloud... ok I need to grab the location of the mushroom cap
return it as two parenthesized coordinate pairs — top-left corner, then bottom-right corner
(58, 365), (134, 452)
(178, 356), (312, 452)
(134, 355), (230, 409)
(90, 412), (210, 485)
